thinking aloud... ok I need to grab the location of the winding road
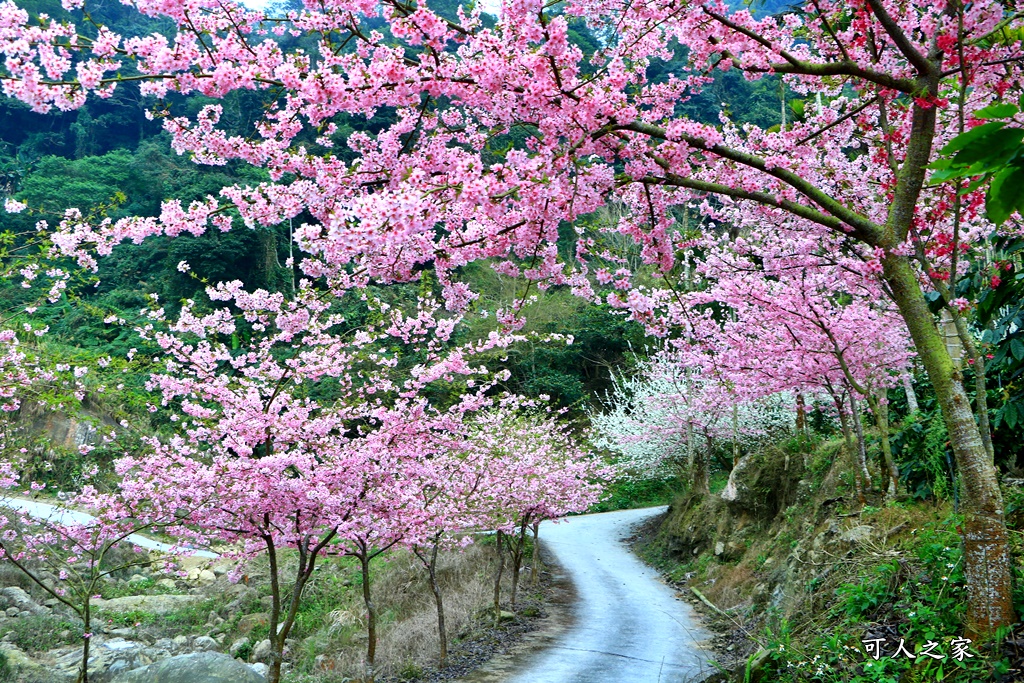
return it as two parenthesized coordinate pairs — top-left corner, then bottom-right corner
(506, 507), (714, 683)
(1, 497), (218, 558)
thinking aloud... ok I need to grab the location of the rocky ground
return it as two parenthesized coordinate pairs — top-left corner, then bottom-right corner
(0, 546), (563, 683)
(0, 555), (275, 682)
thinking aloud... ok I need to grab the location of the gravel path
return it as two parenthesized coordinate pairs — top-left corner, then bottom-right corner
(504, 507), (714, 683)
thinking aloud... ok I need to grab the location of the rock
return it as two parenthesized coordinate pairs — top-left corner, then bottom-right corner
(107, 660), (132, 678)
(250, 639), (272, 663)
(739, 648), (773, 683)
(128, 574), (149, 584)
(193, 636), (219, 652)
(236, 613), (269, 636)
(155, 579), (177, 591)
(498, 610), (516, 622)
(714, 541), (725, 556)
(103, 638), (140, 652)
(4, 607), (17, 617)
(228, 638), (250, 659)
(839, 525), (874, 545)
(44, 598), (60, 608)
(0, 643), (49, 680)
(2, 587), (46, 616)
(196, 570), (217, 585)
(259, 596), (274, 610)
(93, 595), (201, 616)
(53, 639), (145, 682)
(224, 584), (256, 601)
(172, 636), (189, 648)
(110, 652), (266, 683)
(222, 587), (257, 617)
(249, 663), (269, 677)
(720, 451), (801, 518)
(152, 638), (176, 653)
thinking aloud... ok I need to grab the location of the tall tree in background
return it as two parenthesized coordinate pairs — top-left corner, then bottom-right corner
(1, 0), (1021, 634)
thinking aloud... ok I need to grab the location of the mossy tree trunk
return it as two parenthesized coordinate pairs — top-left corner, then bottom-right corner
(881, 252), (1015, 636)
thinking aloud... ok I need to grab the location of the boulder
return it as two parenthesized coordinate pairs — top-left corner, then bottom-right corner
(839, 525), (874, 545)
(93, 595), (201, 616)
(196, 570), (217, 585)
(1, 587), (47, 616)
(228, 638), (250, 659)
(250, 639), (272, 664)
(110, 652), (266, 683)
(0, 643), (53, 682)
(236, 613), (269, 635)
(51, 639), (150, 683)
(193, 636), (219, 652)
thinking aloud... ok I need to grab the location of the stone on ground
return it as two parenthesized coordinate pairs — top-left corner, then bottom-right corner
(110, 652), (266, 683)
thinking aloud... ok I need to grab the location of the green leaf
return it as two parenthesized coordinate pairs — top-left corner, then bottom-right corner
(974, 102), (1019, 119)
(1012, 337), (1024, 360)
(986, 166), (1024, 224)
(1005, 403), (1018, 430)
(940, 121), (1006, 155)
(952, 127), (1024, 167)
(790, 99), (805, 118)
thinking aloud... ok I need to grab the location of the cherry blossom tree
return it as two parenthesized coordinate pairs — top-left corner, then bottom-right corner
(115, 283), (542, 683)
(2, 0), (1021, 634)
(689, 233), (915, 498)
(591, 353), (796, 491)
(468, 406), (608, 614)
(0, 471), (208, 683)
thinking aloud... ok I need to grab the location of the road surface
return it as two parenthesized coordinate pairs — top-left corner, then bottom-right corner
(2, 497), (218, 558)
(506, 507), (714, 683)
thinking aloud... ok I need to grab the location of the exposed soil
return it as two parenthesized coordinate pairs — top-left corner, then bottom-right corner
(441, 553), (575, 683)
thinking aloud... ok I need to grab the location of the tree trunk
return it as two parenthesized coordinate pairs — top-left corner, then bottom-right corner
(868, 389), (899, 498)
(694, 431), (711, 496)
(492, 530), (505, 623)
(79, 602), (91, 683)
(426, 541), (447, 668)
(359, 552), (377, 683)
(509, 520), (528, 609)
(901, 371), (920, 414)
(883, 253), (1015, 635)
(847, 388), (872, 487)
(266, 538), (284, 683)
(530, 521), (541, 586)
(836, 396), (866, 507)
(796, 393), (807, 434)
(732, 404), (740, 467)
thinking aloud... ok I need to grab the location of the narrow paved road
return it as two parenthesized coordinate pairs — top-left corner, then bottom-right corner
(2, 497), (218, 558)
(506, 507), (714, 683)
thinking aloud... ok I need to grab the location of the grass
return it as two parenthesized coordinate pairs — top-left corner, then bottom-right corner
(99, 576), (181, 599)
(98, 597), (222, 632)
(590, 476), (681, 512)
(0, 615), (83, 652)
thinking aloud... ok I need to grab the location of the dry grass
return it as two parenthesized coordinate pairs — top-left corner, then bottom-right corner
(377, 544), (495, 671)
(280, 540), (516, 682)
